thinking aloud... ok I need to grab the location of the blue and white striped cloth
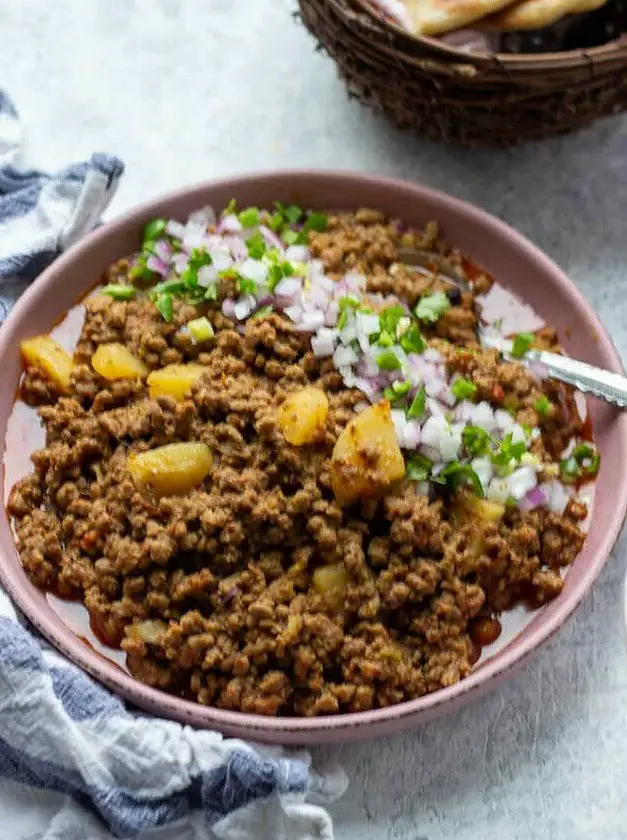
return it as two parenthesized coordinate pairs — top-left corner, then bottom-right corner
(0, 90), (345, 840)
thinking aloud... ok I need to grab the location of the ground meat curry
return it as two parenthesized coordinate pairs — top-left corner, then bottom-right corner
(6, 204), (594, 717)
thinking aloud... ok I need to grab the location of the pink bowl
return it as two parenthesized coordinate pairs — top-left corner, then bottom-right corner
(1, 169), (626, 745)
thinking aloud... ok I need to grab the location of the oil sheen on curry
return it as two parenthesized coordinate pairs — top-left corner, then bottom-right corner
(5, 203), (598, 717)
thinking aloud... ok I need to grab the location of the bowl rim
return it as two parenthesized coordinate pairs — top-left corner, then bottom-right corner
(1, 167), (626, 741)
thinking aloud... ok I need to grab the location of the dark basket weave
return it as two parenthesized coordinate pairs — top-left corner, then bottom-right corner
(297, 0), (627, 146)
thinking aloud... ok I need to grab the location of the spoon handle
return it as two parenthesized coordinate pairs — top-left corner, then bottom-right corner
(528, 350), (627, 409)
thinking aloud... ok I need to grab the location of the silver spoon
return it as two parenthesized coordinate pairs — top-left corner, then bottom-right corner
(482, 334), (627, 410)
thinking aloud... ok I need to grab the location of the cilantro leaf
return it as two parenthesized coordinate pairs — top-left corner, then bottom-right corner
(414, 292), (451, 323)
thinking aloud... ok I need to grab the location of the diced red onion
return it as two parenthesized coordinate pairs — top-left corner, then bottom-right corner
(391, 410), (408, 446)
(487, 478), (510, 503)
(520, 485), (547, 511)
(311, 328), (338, 358)
(239, 258), (269, 284)
(197, 264), (218, 287)
(494, 409), (514, 431)
(294, 311), (325, 332)
(234, 295), (256, 321)
(325, 301), (340, 327)
(426, 397), (445, 417)
(470, 456), (493, 490)
(423, 347), (444, 364)
(285, 245), (309, 263)
(259, 224), (283, 250)
(222, 299), (236, 317)
(542, 481), (570, 515)
(275, 277), (303, 306)
(354, 377), (379, 402)
(172, 253), (189, 274)
(222, 235), (249, 261)
(153, 239), (173, 263)
(340, 324), (358, 345)
(507, 466), (537, 500)
(455, 400), (475, 422)
(344, 271), (366, 292)
(333, 345), (359, 368)
(146, 255), (169, 276)
(217, 214), (243, 234)
(471, 402), (497, 432)
(403, 420), (422, 450)
(166, 220), (186, 239)
(354, 401), (369, 413)
(188, 205), (216, 229)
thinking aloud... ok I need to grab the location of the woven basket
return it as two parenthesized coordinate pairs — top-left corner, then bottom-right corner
(297, 0), (627, 146)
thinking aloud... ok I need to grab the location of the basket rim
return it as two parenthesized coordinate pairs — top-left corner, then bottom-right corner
(351, 0), (627, 66)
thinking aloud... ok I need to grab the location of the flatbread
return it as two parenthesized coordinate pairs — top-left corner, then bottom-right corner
(480, 0), (607, 30)
(401, 0), (521, 35)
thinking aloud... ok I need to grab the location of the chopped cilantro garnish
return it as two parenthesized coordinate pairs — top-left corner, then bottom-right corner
(275, 202), (302, 226)
(435, 462), (484, 497)
(384, 380), (411, 405)
(180, 248), (212, 289)
(573, 443), (600, 476)
(268, 211), (284, 232)
(399, 325), (426, 354)
(337, 296), (360, 330)
(559, 456), (580, 483)
(155, 292), (173, 323)
(511, 332), (534, 358)
(491, 432), (526, 469)
(222, 198), (237, 216)
(204, 282), (218, 301)
(245, 231), (266, 259)
(414, 292), (451, 324)
(251, 305), (274, 319)
(143, 218), (167, 244)
(237, 277), (258, 296)
(303, 211), (328, 233)
(383, 387), (404, 405)
(377, 331), (394, 348)
(534, 395), (552, 416)
(462, 425), (490, 457)
(150, 277), (188, 297)
(282, 229), (300, 246)
(406, 384), (426, 420)
(187, 317), (214, 343)
(129, 257), (155, 282)
(379, 305), (405, 337)
(392, 380), (411, 396)
(281, 261), (295, 277)
(377, 350), (402, 371)
(451, 377), (477, 401)
(405, 453), (432, 482)
(100, 284), (135, 301)
(238, 207), (260, 228)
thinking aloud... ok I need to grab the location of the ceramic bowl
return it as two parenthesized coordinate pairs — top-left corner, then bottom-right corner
(1, 170), (625, 745)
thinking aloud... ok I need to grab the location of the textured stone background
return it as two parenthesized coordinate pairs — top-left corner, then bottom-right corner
(1, 1), (626, 837)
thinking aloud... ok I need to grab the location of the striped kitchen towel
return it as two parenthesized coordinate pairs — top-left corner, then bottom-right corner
(0, 90), (346, 839)
(0, 89), (124, 321)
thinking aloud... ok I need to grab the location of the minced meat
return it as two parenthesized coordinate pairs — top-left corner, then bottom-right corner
(7, 210), (587, 716)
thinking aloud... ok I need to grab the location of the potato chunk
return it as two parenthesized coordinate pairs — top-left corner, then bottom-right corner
(128, 442), (212, 496)
(330, 401), (405, 505)
(20, 336), (73, 394)
(277, 387), (329, 445)
(313, 562), (348, 602)
(147, 364), (205, 401)
(456, 494), (505, 525)
(91, 343), (148, 381)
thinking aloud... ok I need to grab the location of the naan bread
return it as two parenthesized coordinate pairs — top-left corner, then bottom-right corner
(481, 0), (607, 30)
(401, 0), (520, 35)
